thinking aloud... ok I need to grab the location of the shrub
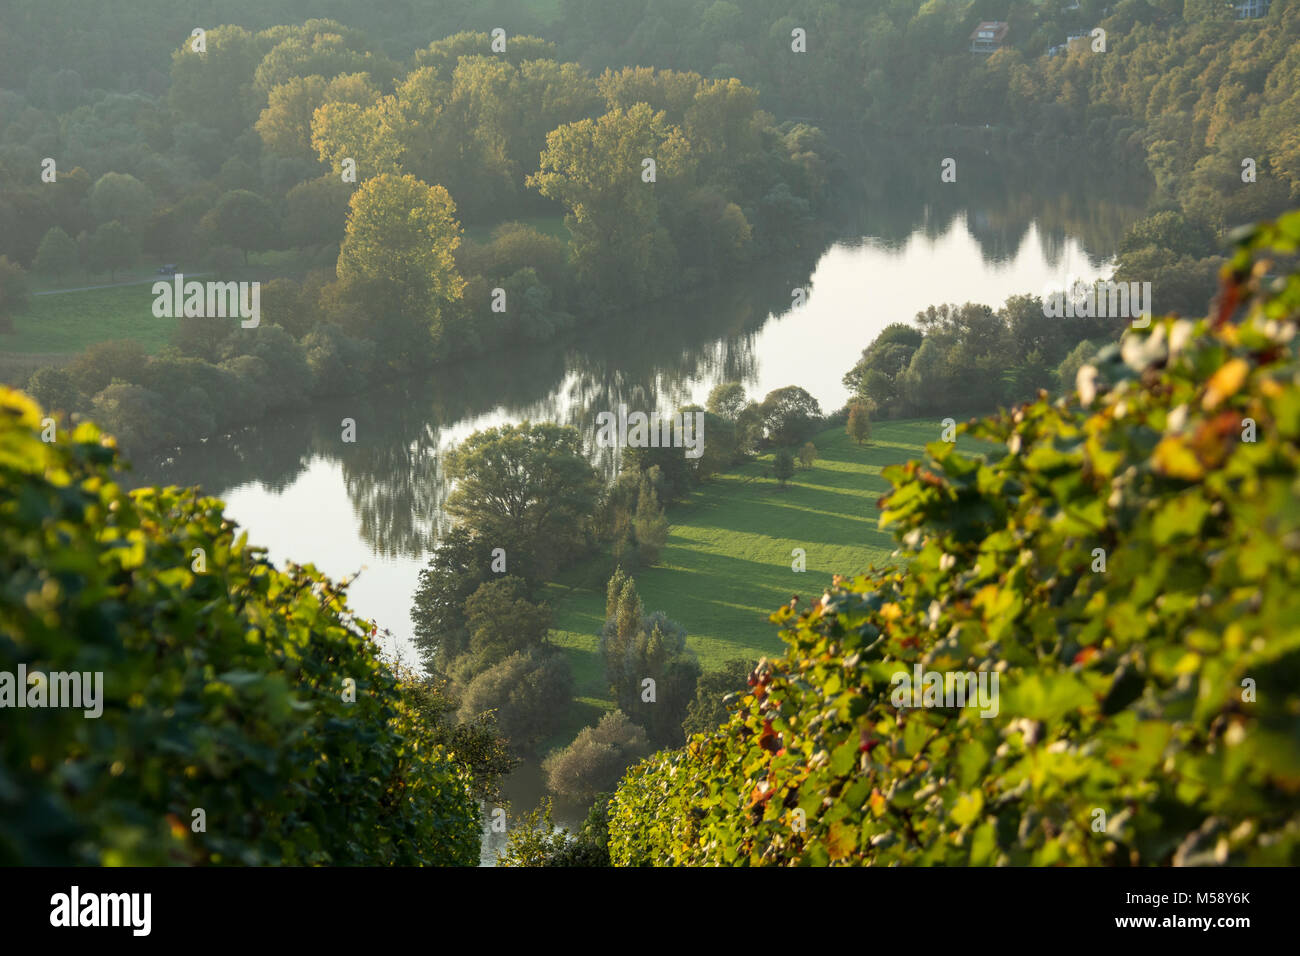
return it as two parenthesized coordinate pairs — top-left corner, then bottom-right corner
(397, 670), (517, 803)
(456, 649), (573, 755)
(259, 277), (309, 338)
(138, 355), (241, 437)
(218, 354), (273, 422)
(1055, 337), (1107, 396)
(690, 409), (738, 477)
(632, 474), (669, 566)
(772, 449), (794, 486)
(500, 267), (574, 343)
(25, 365), (78, 415)
(0, 387), (480, 865)
(608, 212), (1300, 866)
(497, 794), (614, 867)
(301, 321), (376, 397)
(171, 313), (237, 363)
(461, 576), (552, 676)
(543, 711), (651, 804)
(484, 222), (572, 294)
(548, 792), (614, 866)
(623, 441), (694, 502)
(68, 339), (149, 398)
(89, 382), (169, 449)
(221, 324), (311, 411)
(1113, 245), (1223, 318)
(496, 798), (571, 867)
(1117, 209), (1218, 259)
(599, 569), (700, 747)
(846, 402), (871, 444)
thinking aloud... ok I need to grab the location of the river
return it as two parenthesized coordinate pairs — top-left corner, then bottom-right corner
(126, 141), (1149, 863)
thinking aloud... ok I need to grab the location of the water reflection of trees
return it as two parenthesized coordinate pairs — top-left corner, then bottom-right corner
(124, 252), (810, 558)
(561, 250), (821, 474)
(335, 259), (814, 555)
(125, 408), (319, 500)
(337, 393), (447, 560)
(830, 132), (1150, 263)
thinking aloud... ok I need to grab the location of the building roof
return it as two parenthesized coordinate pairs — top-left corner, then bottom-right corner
(970, 21), (1010, 43)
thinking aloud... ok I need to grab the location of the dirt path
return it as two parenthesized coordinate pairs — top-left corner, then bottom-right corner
(33, 273), (210, 296)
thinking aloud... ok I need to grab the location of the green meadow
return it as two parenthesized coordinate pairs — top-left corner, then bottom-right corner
(2, 221), (568, 363)
(542, 418), (988, 734)
(4, 259), (289, 360)
(2, 284), (178, 361)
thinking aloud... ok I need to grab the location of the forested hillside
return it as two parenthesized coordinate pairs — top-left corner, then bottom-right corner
(555, 0), (1300, 228)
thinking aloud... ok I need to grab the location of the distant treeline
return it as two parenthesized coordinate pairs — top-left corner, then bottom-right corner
(5, 0), (1296, 227)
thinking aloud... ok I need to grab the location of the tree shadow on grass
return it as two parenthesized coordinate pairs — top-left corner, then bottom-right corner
(675, 483), (889, 542)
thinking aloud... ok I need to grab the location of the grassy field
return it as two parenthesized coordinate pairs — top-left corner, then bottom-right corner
(541, 418), (988, 735)
(3, 285), (179, 356)
(3, 224), (566, 363)
(2, 251), (324, 368)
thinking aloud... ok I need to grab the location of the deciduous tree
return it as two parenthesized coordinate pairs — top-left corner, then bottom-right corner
(33, 227), (77, 279)
(444, 422), (600, 581)
(847, 402), (872, 445)
(199, 190), (279, 265)
(336, 173), (464, 358)
(772, 449), (795, 487)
